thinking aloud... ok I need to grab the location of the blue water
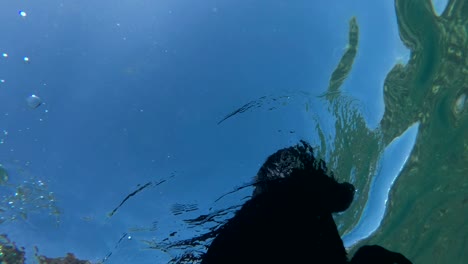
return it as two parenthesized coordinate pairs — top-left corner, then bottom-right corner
(0, 1), (421, 263)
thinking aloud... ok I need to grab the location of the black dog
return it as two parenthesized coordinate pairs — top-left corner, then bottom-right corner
(201, 142), (412, 264)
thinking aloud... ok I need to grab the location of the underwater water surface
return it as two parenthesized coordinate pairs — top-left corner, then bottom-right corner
(0, 0), (466, 263)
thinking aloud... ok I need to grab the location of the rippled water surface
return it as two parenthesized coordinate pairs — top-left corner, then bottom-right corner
(0, 0), (466, 263)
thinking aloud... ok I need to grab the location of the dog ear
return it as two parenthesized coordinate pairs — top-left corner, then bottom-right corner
(350, 245), (413, 264)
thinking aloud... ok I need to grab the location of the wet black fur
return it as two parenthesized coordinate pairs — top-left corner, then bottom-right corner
(201, 144), (412, 264)
(201, 162), (354, 263)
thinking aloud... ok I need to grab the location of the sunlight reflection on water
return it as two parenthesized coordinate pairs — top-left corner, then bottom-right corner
(342, 122), (419, 248)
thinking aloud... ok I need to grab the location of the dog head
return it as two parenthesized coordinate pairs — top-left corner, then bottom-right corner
(253, 141), (355, 213)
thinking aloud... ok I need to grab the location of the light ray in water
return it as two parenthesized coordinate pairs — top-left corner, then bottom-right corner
(342, 122), (419, 248)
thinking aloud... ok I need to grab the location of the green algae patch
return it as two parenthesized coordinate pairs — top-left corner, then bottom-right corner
(327, 17), (359, 95)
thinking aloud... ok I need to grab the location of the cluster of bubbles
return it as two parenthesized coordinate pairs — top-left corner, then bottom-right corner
(0, 130), (7, 145)
(0, 9), (56, 225)
(1, 52), (42, 109)
(0, 164), (60, 225)
(1, 11), (45, 110)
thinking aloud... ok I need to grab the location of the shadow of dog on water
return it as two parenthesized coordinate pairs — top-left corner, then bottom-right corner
(201, 141), (412, 264)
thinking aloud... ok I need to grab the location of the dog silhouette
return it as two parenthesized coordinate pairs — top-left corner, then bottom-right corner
(201, 142), (412, 264)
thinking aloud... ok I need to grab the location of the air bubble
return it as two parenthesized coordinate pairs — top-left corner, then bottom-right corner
(26, 94), (43, 109)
